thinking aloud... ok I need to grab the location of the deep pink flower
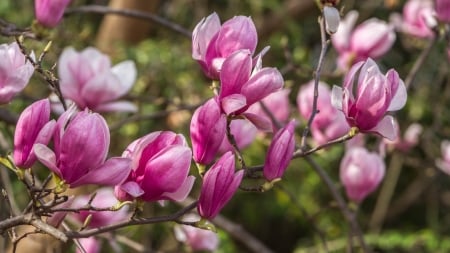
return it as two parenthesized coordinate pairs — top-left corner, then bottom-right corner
(13, 99), (56, 168)
(34, 0), (72, 28)
(331, 58), (407, 140)
(436, 0), (450, 22)
(297, 81), (350, 144)
(58, 47), (137, 112)
(190, 98), (227, 165)
(198, 152), (243, 219)
(396, 0), (436, 38)
(340, 147), (385, 202)
(192, 13), (258, 79)
(115, 131), (195, 203)
(34, 107), (131, 188)
(332, 11), (396, 70)
(174, 214), (219, 252)
(0, 42), (34, 103)
(71, 188), (130, 228)
(263, 120), (296, 182)
(218, 50), (284, 120)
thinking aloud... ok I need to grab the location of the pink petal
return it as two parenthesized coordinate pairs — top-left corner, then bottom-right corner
(221, 94), (247, 115)
(331, 85), (343, 110)
(94, 101), (138, 113)
(369, 115), (397, 140)
(33, 144), (60, 175)
(120, 181), (145, 198)
(243, 112), (273, 132)
(161, 175), (196, 202)
(110, 60), (137, 97)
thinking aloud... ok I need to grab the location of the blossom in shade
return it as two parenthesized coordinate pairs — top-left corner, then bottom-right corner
(34, 0), (72, 28)
(71, 188), (130, 228)
(13, 99), (56, 168)
(192, 12), (258, 79)
(58, 47), (137, 112)
(190, 98), (227, 165)
(198, 152), (243, 219)
(331, 58), (407, 140)
(115, 131), (195, 203)
(218, 119), (257, 154)
(297, 81), (350, 145)
(436, 0), (450, 23)
(437, 140), (450, 175)
(394, 0), (436, 38)
(332, 11), (396, 70)
(34, 107), (131, 188)
(218, 50), (283, 123)
(76, 237), (100, 253)
(384, 123), (422, 152)
(174, 214), (219, 252)
(263, 120), (296, 182)
(340, 147), (385, 202)
(0, 42), (34, 103)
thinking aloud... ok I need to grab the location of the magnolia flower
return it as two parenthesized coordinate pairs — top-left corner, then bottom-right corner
(76, 237), (100, 253)
(331, 59), (407, 140)
(58, 47), (137, 112)
(217, 50), (283, 130)
(297, 81), (350, 145)
(115, 131), (195, 203)
(436, 0), (450, 23)
(190, 98), (227, 165)
(395, 0), (436, 38)
(34, 0), (72, 28)
(34, 107), (131, 188)
(218, 119), (258, 154)
(263, 120), (296, 183)
(192, 12), (258, 79)
(0, 42), (34, 103)
(332, 11), (395, 70)
(384, 123), (422, 152)
(340, 147), (385, 202)
(437, 140), (450, 175)
(14, 99), (56, 168)
(198, 152), (243, 219)
(174, 214), (219, 252)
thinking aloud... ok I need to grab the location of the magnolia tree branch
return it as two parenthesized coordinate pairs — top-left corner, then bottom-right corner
(65, 5), (191, 38)
(404, 37), (437, 90)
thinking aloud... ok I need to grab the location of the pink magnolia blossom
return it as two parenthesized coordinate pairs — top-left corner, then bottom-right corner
(263, 120), (296, 182)
(34, 107), (131, 188)
(340, 147), (385, 203)
(34, 0), (72, 28)
(436, 0), (450, 23)
(395, 0), (436, 38)
(190, 98), (227, 165)
(297, 81), (350, 145)
(115, 131), (195, 203)
(198, 152), (243, 219)
(174, 214), (219, 252)
(218, 50), (283, 129)
(437, 140), (450, 175)
(0, 42), (34, 103)
(14, 99), (56, 168)
(76, 237), (100, 253)
(58, 47), (137, 112)
(332, 11), (396, 70)
(331, 58), (407, 140)
(192, 12), (258, 79)
(218, 119), (257, 154)
(384, 123), (422, 152)
(71, 188), (130, 228)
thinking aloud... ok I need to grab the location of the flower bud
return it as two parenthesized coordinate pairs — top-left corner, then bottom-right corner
(0, 42), (34, 103)
(340, 147), (385, 202)
(35, 0), (72, 28)
(14, 99), (56, 168)
(198, 152), (243, 219)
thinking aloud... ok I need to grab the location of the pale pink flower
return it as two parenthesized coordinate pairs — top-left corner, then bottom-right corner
(58, 47), (137, 112)
(331, 59), (407, 140)
(76, 237), (100, 253)
(35, 0), (72, 28)
(340, 147), (385, 202)
(247, 89), (291, 131)
(384, 123), (422, 152)
(174, 214), (219, 252)
(218, 119), (258, 154)
(396, 0), (436, 38)
(0, 42), (34, 103)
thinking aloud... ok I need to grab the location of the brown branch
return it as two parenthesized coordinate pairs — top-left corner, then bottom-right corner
(404, 37), (436, 90)
(65, 5), (191, 38)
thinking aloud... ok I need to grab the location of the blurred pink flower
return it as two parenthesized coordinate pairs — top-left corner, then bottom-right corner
(297, 81), (350, 145)
(331, 59), (407, 140)
(395, 0), (436, 38)
(332, 11), (396, 70)
(76, 237), (100, 253)
(384, 123), (422, 152)
(14, 99), (56, 168)
(436, 0), (450, 22)
(35, 0), (72, 28)
(192, 12), (258, 79)
(34, 107), (131, 188)
(115, 131), (195, 203)
(174, 214), (219, 252)
(340, 147), (385, 202)
(0, 42), (34, 103)
(58, 47), (137, 112)
(198, 152), (243, 219)
(218, 119), (257, 154)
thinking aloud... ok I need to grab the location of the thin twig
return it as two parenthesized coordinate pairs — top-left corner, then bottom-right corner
(404, 37), (436, 90)
(65, 5), (191, 38)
